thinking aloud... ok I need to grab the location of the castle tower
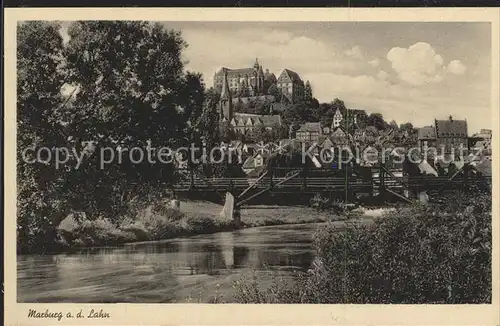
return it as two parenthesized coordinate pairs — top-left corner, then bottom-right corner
(219, 69), (233, 120)
(253, 58), (259, 70)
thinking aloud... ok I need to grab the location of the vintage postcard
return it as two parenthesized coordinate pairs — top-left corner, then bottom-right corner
(4, 7), (500, 326)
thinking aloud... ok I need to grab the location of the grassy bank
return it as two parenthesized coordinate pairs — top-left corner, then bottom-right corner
(44, 200), (340, 254)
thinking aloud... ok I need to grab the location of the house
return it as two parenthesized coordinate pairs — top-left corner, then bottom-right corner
(330, 127), (348, 146)
(471, 140), (492, 158)
(332, 108), (343, 129)
(242, 142), (258, 155)
(276, 69), (305, 104)
(318, 136), (334, 150)
(433, 116), (468, 160)
(418, 126), (437, 151)
(296, 122), (322, 143)
(472, 129), (492, 140)
(242, 152), (269, 174)
(354, 129), (365, 142)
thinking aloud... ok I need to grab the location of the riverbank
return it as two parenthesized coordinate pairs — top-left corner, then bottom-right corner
(34, 200), (342, 255)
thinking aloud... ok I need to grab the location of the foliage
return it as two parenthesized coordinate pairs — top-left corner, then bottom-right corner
(234, 190), (491, 303)
(17, 21), (209, 253)
(266, 84), (282, 101)
(17, 21), (70, 254)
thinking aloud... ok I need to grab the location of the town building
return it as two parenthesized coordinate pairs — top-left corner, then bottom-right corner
(214, 59), (267, 97)
(332, 108), (343, 129)
(434, 115), (468, 156)
(472, 129), (492, 140)
(417, 116), (468, 159)
(227, 113), (281, 135)
(296, 122), (322, 143)
(214, 59), (307, 104)
(330, 127), (348, 146)
(276, 69), (305, 104)
(418, 126), (437, 151)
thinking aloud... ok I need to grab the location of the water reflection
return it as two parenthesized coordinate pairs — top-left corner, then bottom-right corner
(17, 223), (322, 303)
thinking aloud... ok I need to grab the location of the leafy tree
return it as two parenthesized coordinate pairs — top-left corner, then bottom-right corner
(197, 88), (221, 146)
(17, 21), (70, 253)
(17, 21), (208, 253)
(62, 21), (198, 220)
(389, 120), (399, 130)
(304, 80), (313, 102)
(355, 110), (369, 129)
(267, 84), (282, 101)
(368, 113), (388, 130)
(240, 81), (250, 97)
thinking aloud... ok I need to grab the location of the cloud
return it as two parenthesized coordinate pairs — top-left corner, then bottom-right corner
(447, 60), (467, 75)
(179, 27), (359, 85)
(368, 58), (380, 67)
(387, 42), (444, 86)
(344, 46), (364, 60)
(261, 30), (294, 44)
(377, 70), (389, 81)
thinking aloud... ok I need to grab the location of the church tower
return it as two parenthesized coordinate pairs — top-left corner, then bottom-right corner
(219, 69), (233, 121)
(253, 58), (264, 95)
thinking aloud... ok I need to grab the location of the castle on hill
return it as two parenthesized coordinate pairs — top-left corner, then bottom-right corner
(214, 59), (310, 135)
(213, 58), (306, 105)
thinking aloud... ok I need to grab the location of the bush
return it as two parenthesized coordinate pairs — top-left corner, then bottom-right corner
(309, 193), (344, 212)
(234, 189), (492, 303)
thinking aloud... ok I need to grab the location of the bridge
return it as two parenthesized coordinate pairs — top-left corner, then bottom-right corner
(172, 163), (491, 226)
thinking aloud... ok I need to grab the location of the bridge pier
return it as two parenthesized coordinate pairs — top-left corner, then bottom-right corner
(220, 192), (241, 228)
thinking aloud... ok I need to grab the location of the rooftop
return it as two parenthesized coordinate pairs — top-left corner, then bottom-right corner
(435, 116), (467, 137)
(297, 122), (322, 133)
(418, 126), (437, 140)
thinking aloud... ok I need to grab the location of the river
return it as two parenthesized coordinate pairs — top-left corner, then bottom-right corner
(18, 222), (330, 303)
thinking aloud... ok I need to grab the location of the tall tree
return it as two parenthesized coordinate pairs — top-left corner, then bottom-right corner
(389, 120), (399, 130)
(368, 113), (388, 130)
(304, 80), (313, 102)
(17, 21), (69, 253)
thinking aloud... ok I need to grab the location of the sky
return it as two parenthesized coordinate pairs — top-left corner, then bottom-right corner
(165, 21), (492, 135)
(59, 21), (492, 134)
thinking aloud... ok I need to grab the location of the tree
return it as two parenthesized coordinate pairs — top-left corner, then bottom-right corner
(197, 88), (221, 146)
(62, 21), (198, 220)
(400, 122), (414, 132)
(240, 81), (250, 97)
(267, 84), (282, 101)
(304, 80), (313, 102)
(17, 21), (209, 253)
(389, 120), (399, 130)
(368, 113), (388, 130)
(355, 110), (369, 129)
(17, 21), (70, 253)
(282, 102), (314, 128)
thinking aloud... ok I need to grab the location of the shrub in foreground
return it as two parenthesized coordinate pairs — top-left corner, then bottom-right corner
(234, 189), (492, 304)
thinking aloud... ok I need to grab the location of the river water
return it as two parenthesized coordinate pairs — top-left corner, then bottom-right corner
(18, 223), (330, 303)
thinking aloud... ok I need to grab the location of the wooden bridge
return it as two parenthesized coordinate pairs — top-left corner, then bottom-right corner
(172, 163), (491, 226)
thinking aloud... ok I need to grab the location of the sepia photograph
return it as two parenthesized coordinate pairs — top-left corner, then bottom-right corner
(4, 7), (500, 326)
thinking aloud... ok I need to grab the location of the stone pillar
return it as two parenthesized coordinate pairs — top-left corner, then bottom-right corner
(220, 192), (241, 228)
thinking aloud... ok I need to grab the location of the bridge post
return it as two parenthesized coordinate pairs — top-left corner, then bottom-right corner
(269, 165), (274, 189)
(463, 163), (469, 190)
(189, 163), (195, 192)
(379, 165), (386, 199)
(302, 165), (308, 192)
(220, 192), (241, 228)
